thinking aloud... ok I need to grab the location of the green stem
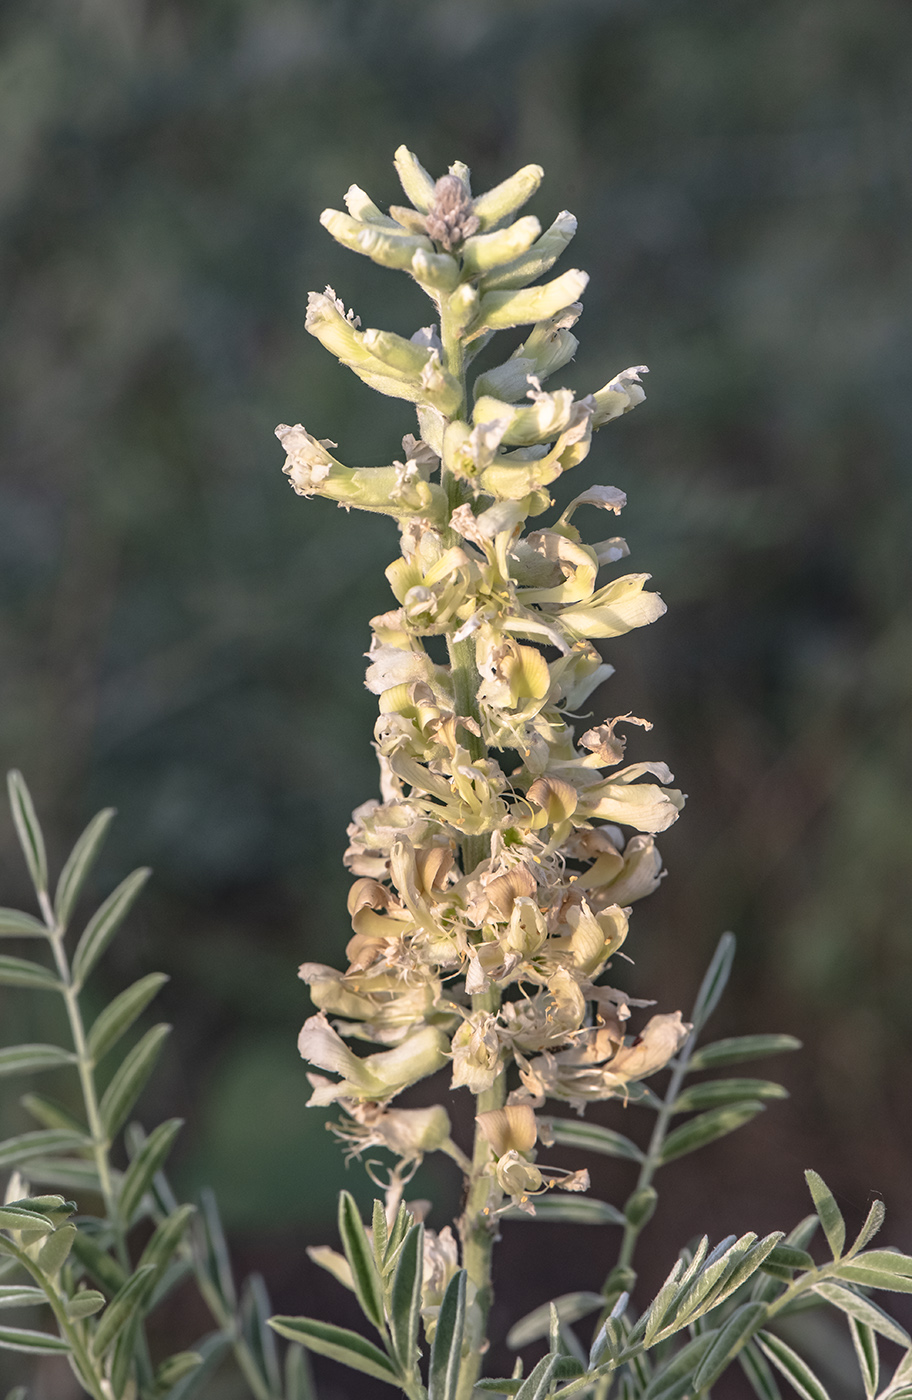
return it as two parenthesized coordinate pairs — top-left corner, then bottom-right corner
(612, 1031), (700, 1280)
(40, 896), (119, 1229)
(3, 1234), (108, 1400)
(38, 891), (155, 1390)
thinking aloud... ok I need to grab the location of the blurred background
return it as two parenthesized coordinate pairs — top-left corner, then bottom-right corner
(1, 0), (911, 1394)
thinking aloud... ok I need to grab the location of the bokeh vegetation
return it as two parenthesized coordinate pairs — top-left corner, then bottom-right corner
(1, 0), (910, 1394)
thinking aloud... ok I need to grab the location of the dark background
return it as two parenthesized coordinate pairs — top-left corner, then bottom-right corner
(1, 1), (911, 1395)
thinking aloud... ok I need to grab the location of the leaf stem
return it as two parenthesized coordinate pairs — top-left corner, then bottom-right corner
(612, 1030), (699, 1280)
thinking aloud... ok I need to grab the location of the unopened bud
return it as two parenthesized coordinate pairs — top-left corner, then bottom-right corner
(473, 164), (544, 230)
(426, 174), (479, 252)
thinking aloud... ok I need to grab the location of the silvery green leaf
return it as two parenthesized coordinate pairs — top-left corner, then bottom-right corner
(99, 1023), (170, 1138)
(270, 1316), (399, 1385)
(164, 1332), (231, 1400)
(476, 1381), (521, 1395)
(240, 1273), (282, 1397)
(0, 1130), (89, 1171)
(0, 910), (47, 938)
(382, 1202), (411, 1275)
(138, 1204), (195, 1278)
(845, 1248), (912, 1277)
(0, 1205), (55, 1235)
(507, 1292), (604, 1350)
(643, 1257), (686, 1346)
(659, 1234), (758, 1334)
(757, 1331), (832, 1400)
(20, 1093), (86, 1135)
(739, 1339), (782, 1400)
(87, 973), (169, 1064)
(20, 1157), (103, 1193)
(692, 1301), (768, 1389)
(71, 867), (150, 988)
(832, 1264), (912, 1294)
(36, 1223), (76, 1276)
(688, 1035), (802, 1072)
(65, 1291), (105, 1319)
(660, 1101), (766, 1162)
(0, 955), (60, 992)
(689, 931), (735, 1032)
(153, 1350), (203, 1389)
(372, 1198), (388, 1271)
(890, 1346), (912, 1387)
(0, 1045), (76, 1079)
(70, 1229), (126, 1293)
(0, 1287), (45, 1309)
(147, 1257), (192, 1313)
(4, 1385), (27, 1400)
(814, 1281), (909, 1346)
(198, 1188), (236, 1310)
(110, 1309), (141, 1397)
(540, 1117), (644, 1162)
(429, 1270), (466, 1400)
(90, 1264), (156, 1356)
(338, 1191), (385, 1334)
(389, 1223), (423, 1374)
(0, 1325), (69, 1355)
(119, 1118), (183, 1222)
(762, 1245), (815, 1271)
(54, 808), (115, 929)
(641, 1332), (715, 1398)
(7, 773), (47, 899)
(514, 1353), (560, 1400)
(670, 1078), (788, 1113)
(804, 1171), (845, 1259)
(847, 1316), (878, 1399)
(285, 1343), (316, 1400)
(503, 1195), (625, 1226)
(698, 1233), (784, 1314)
(849, 1199), (885, 1255)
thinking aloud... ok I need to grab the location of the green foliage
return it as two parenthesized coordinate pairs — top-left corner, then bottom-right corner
(0, 776), (306, 1400)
